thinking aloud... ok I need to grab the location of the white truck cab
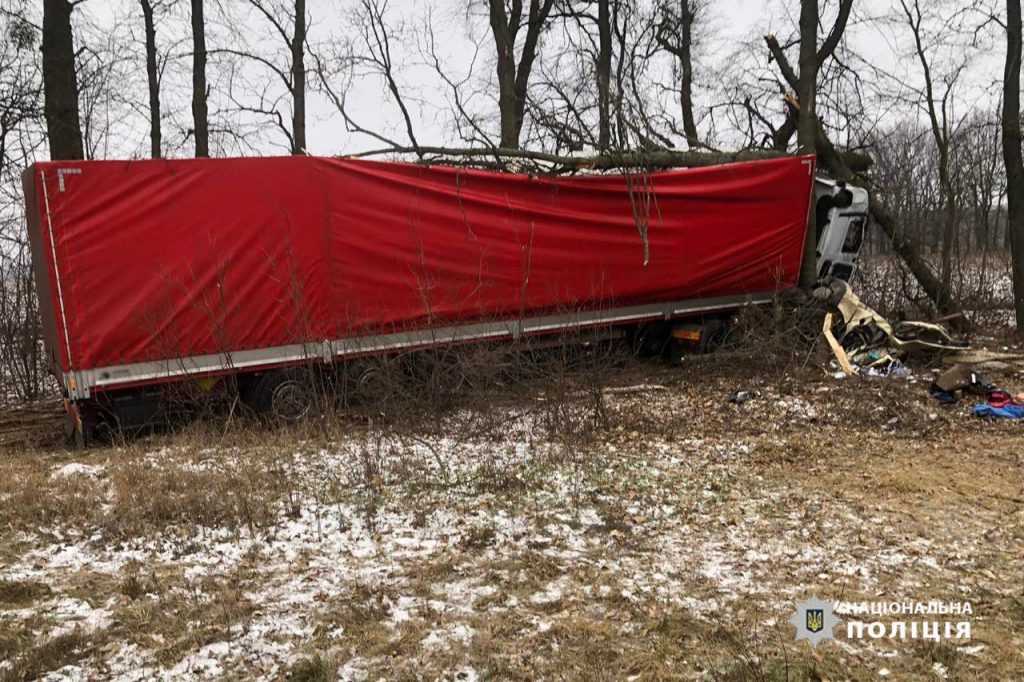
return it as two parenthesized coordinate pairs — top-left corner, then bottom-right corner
(813, 177), (869, 282)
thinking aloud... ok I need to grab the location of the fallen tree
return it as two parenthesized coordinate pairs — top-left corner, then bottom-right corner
(344, 144), (874, 174)
(765, 35), (963, 326)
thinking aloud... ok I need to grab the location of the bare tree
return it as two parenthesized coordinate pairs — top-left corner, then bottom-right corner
(766, 27), (961, 321)
(139, 0), (162, 158)
(487, 0), (556, 149)
(897, 0), (967, 302)
(0, 11), (49, 401)
(1, 14), (41, 170)
(526, 0), (682, 154)
(1004, 0), (1024, 327)
(951, 112), (1005, 299)
(42, 0), (83, 159)
(795, 0), (818, 155)
(596, 0), (612, 150)
(292, 0), (305, 152)
(211, 0), (308, 154)
(191, 0), (208, 157)
(656, 0), (701, 148)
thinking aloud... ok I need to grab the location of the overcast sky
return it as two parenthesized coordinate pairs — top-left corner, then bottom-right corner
(70, 0), (1006, 160)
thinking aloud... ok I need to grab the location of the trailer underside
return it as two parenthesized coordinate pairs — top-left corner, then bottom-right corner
(65, 290), (775, 400)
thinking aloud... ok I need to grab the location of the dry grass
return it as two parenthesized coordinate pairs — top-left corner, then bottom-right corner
(0, 319), (1022, 679)
(97, 552), (262, 669)
(104, 457), (283, 538)
(0, 463), (107, 531)
(0, 579), (50, 607)
(0, 631), (97, 682)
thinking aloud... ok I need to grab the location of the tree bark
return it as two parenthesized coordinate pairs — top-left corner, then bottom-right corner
(795, 0), (818, 155)
(678, 0), (698, 147)
(795, 0), (819, 289)
(487, 0), (554, 149)
(42, 0), (83, 160)
(1004, 0), (1024, 328)
(140, 0), (161, 159)
(596, 0), (612, 151)
(347, 144), (871, 172)
(291, 0), (306, 154)
(488, 0), (519, 148)
(191, 0), (209, 157)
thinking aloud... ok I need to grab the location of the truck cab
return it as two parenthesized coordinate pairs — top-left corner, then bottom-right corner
(813, 177), (869, 282)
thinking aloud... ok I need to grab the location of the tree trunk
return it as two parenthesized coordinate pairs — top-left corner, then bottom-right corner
(140, 0), (161, 159)
(487, 0), (553, 149)
(348, 144), (872, 172)
(796, 0), (820, 289)
(596, 0), (612, 151)
(41, 0), (83, 160)
(488, 0), (519, 148)
(1004, 0), (1024, 328)
(191, 0), (209, 157)
(764, 31), (954, 318)
(511, 0), (553, 147)
(291, 0), (306, 154)
(939, 189), (956, 297)
(678, 0), (698, 147)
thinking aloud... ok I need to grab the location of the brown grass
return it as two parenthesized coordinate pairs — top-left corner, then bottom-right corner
(0, 315), (1022, 678)
(114, 571), (255, 666)
(0, 631), (96, 682)
(104, 457), (282, 538)
(0, 579), (51, 607)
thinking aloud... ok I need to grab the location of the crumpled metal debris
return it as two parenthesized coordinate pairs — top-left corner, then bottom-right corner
(812, 279), (968, 376)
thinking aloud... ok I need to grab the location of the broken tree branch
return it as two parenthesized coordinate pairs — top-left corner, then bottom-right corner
(343, 144), (873, 173)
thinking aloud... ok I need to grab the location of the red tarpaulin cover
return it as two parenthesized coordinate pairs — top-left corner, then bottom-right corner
(24, 155), (815, 374)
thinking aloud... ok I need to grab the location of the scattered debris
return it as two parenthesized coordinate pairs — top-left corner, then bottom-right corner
(973, 391), (1024, 419)
(929, 365), (994, 404)
(727, 390), (761, 404)
(823, 312), (856, 376)
(814, 280), (968, 378)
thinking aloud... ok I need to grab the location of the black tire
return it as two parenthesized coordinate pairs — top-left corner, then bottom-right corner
(351, 361), (395, 404)
(246, 369), (314, 422)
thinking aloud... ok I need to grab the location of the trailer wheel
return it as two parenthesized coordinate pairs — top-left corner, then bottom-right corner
(352, 362), (394, 404)
(248, 369), (314, 422)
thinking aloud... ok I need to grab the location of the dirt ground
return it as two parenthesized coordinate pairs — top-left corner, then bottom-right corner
(0, 335), (1022, 681)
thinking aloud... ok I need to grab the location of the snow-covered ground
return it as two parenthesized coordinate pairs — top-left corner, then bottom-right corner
(2, 364), (1021, 679)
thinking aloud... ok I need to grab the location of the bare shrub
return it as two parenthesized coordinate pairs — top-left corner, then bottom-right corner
(0, 242), (53, 404)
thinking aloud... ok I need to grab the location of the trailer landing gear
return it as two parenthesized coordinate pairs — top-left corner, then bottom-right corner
(63, 399), (91, 448)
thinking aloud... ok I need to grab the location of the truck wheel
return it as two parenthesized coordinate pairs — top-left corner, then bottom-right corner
(248, 369), (314, 422)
